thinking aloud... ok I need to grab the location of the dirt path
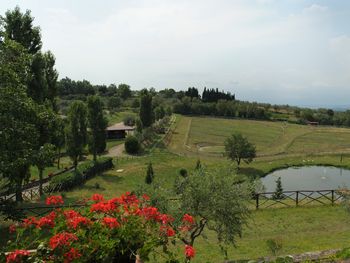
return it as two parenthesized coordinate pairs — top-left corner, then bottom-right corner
(106, 143), (125, 157)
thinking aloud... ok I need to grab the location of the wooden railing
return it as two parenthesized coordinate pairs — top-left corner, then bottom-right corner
(253, 189), (345, 209)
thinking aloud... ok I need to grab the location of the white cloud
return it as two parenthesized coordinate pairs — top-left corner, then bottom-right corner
(303, 4), (328, 14)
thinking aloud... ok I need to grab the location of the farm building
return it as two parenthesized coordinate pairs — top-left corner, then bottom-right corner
(106, 122), (135, 139)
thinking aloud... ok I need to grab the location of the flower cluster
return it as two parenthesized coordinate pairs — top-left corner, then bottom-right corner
(46, 195), (64, 205)
(185, 245), (196, 259)
(49, 232), (78, 250)
(6, 250), (29, 263)
(5, 193), (198, 262)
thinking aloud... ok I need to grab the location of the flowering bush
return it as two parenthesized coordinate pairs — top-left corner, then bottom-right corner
(3, 193), (197, 263)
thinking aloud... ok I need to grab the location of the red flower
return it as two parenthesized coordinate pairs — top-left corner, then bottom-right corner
(102, 217), (120, 229)
(91, 193), (104, 202)
(22, 216), (37, 228)
(36, 216), (55, 228)
(182, 214), (194, 224)
(166, 227), (175, 237)
(6, 249), (30, 263)
(142, 194), (150, 201)
(67, 216), (91, 229)
(185, 245), (195, 259)
(9, 224), (16, 233)
(63, 210), (80, 220)
(158, 214), (174, 225)
(46, 195), (64, 205)
(49, 232), (78, 250)
(137, 206), (160, 221)
(63, 248), (81, 263)
(90, 201), (116, 213)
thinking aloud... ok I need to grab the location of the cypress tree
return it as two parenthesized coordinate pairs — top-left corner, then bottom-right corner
(272, 177), (284, 200)
(145, 162), (154, 184)
(87, 96), (108, 162)
(139, 89), (153, 128)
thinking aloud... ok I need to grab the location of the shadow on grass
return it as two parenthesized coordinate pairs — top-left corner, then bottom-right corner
(238, 167), (265, 179)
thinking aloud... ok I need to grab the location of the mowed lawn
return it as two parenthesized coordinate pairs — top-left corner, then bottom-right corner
(168, 115), (350, 158)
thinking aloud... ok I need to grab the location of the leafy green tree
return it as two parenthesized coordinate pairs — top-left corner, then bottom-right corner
(34, 105), (58, 195)
(65, 101), (87, 169)
(272, 177), (284, 200)
(154, 105), (165, 121)
(28, 52), (47, 103)
(0, 39), (38, 201)
(52, 117), (65, 169)
(139, 89), (154, 127)
(87, 96), (108, 161)
(0, 39), (30, 85)
(44, 51), (58, 109)
(175, 168), (249, 246)
(0, 6), (42, 54)
(145, 162), (154, 184)
(224, 133), (256, 167)
(117, 83), (131, 99)
(33, 143), (55, 195)
(107, 96), (122, 110)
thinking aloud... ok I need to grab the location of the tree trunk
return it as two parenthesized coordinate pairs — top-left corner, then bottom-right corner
(38, 167), (43, 196)
(74, 156), (78, 171)
(93, 151), (97, 162)
(57, 147), (61, 169)
(15, 180), (23, 202)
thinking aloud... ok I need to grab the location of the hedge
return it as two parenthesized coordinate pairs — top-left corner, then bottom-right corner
(49, 157), (113, 191)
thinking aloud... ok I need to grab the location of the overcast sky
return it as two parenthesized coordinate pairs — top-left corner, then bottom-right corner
(1, 0), (350, 107)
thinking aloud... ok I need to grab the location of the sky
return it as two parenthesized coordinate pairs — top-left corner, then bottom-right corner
(1, 0), (350, 107)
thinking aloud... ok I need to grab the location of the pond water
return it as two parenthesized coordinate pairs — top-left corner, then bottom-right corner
(261, 166), (350, 192)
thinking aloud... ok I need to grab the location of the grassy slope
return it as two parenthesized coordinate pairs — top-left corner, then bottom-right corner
(169, 115), (350, 158)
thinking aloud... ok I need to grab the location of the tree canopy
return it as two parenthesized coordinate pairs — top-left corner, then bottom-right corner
(224, 132), (256, 167)
(87, 96), (108, 161)
(65, 101), (87, 168)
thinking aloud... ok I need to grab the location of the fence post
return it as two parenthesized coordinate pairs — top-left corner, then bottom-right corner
(255, 193), (259, 210)
(296, 191), (299, 207)
(331, 190), (334, 205)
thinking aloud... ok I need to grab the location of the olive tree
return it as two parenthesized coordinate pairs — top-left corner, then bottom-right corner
(141, 168), (250, 250)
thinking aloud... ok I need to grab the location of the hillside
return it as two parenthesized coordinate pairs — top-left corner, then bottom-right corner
(168, 115), (350, 158)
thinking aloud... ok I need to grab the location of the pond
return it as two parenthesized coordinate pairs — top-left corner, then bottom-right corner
(261, 166), (350, 192)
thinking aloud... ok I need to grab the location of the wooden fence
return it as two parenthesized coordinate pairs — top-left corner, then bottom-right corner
(4, 189), (346, 220)
(253, 189), (344, 209)
(0, 166), (74, 202)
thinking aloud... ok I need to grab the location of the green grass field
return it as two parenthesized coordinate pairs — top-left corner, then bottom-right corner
(168, 115), (350, 158)
(4, 115), (350, 261)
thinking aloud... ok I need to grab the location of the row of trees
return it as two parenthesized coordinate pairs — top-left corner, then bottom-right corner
(0, 7), (61, 201)
(0, 7), (108, 201)
(173, 97), (269, 120)
(57, 78), (132, 99)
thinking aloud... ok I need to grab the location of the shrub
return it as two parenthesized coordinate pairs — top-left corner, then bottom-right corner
(4, 193), (198, 262)
(124, 136), (140, 154)
(179, 168), (188, 177)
